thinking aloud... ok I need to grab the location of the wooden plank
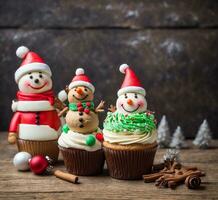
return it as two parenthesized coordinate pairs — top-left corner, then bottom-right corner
(0, 0), (217, 28)
(0, 29), (218, 137)
(0, 160), (217, 192)
(0, 132), (218, 199)
(0, 190), (217, 200)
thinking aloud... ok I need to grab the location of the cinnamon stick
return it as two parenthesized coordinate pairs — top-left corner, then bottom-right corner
(143, 161), (205, 190)
(53, 170), (79, 184)
(143, 170), (175, 182)
(185, 175), (201, 189)
(164, 170), (204, 182)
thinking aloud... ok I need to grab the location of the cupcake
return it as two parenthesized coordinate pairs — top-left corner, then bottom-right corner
(58, 68), (105, 175)
(8, 46), (61, 162)
(103, 64), (157, 180)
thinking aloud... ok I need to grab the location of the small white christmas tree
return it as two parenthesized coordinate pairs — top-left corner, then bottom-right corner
(157, 115), (171, 148)
(163, 149), (180, 164)
(170, 126), (187, 149)
(193, 119), (212, 149)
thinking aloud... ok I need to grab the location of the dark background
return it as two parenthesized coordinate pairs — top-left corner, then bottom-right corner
(0, 0), (217, 138)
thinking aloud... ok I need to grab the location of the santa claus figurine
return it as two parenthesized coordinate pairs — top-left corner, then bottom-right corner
(8, 46), (61, 161)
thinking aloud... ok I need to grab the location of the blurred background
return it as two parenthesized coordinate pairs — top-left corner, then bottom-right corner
(0, 0), (217, 138)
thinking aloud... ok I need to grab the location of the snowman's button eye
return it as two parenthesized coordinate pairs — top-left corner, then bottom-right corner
(30, 76), (33, 79)
(134, 94), (138, 98)
(39, 74), (43, 78)
(84, 88), (88, 92)
(125, 94), (128, 98)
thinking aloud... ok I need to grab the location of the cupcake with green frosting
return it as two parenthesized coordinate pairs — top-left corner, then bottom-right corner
(103, 64), (157, 180)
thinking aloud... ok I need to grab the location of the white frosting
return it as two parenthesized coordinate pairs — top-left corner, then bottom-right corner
(19, 124), (61, 140)
(58, 128), (102, 151)
(103, 129), (157, 145)
(12, 100), (55, 112)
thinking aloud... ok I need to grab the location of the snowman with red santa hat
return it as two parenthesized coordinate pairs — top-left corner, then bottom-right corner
(108, 64), (148, 114)
(103, 64), (157, 180)
(57, 68), (105, 175)
(8, 46), (61, 161)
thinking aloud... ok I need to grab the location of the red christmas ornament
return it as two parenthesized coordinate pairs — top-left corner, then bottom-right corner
(77, 102), (82, 107)
(28, 155), (80, 184)
(84, 108), (90, 114)
(29, 155), (49, 175)
(86, 102), (91, 107)
(78, 106), (84, 112)
(96, 133), (104, 142)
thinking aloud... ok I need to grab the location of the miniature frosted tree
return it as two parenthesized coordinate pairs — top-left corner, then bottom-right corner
(157, 115), (171, 148)
(170, 126), (187, 149)
(193, 119), (212, 149)
(163, 149), (180, 163)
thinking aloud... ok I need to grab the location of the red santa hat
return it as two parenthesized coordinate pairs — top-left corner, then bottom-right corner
(15, 46), (52, 83)
(58, 68), (95, 102)
(118, 64), (146, 96)
(69, 68), (95, 91)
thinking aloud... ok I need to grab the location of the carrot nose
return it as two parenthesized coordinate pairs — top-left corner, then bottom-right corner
(76, 87), (83, 95)
(127, 99), (133, 105)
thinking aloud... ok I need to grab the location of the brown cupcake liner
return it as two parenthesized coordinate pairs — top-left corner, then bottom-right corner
(59, 146), (105, 176)
(103, 143), (157, 180)
(17, 139), (59, 162)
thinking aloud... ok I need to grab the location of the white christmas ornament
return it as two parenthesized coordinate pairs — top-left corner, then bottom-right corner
(193, 119), (212, 149)
(157, 115), (171, 148)
(170, 126), (187, 149)
(13, 152), (32, 171)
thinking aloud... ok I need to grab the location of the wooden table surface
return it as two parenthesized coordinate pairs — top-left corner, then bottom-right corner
(0, 132), (217, 200)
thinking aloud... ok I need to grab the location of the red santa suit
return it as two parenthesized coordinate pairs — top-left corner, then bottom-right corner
(9, 91), (61, 141)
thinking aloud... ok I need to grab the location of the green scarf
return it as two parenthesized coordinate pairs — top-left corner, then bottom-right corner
(103, 112), (156, 134)
(68, 101), (94, 111)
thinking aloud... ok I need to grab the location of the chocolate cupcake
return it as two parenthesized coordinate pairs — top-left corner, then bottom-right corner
(58, 128), (104, 175)
(103, 64), (157, 180)
(58, 68), (105, 175)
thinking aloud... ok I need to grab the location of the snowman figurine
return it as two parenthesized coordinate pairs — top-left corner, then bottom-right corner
(58, 68), (105, 175)
(8, 46), (61, 161)
(58, 68), (105, 176)
(58, 68), (104, 135)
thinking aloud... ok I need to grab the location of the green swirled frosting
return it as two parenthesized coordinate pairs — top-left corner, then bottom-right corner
(103, 112), (156, 134)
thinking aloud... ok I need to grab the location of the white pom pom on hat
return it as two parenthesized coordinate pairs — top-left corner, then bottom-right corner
(58, 90), (68, 102)
(16, 46), (29, 59)
(119, 64), (129, 74)
(75, 68), (85, 75)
